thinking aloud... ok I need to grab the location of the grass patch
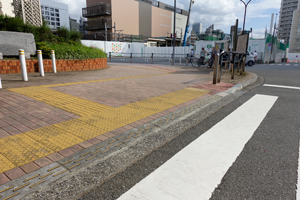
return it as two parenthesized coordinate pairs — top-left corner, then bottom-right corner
(37, 42), (107, 59)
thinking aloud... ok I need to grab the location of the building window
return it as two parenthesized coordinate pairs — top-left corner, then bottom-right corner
(51, 17), (54, 21)
(55, 9), (59, 12)
(45, 7), (49, 10)
(56, 13), (59, 17)
(51, 22), (55, 25)
(41, 6), (44, 9)
(45, 11), (49, 15)
(56, 18), (60, 21)
(56, 22), (60, 26)
(46, 16), (50, 20)
(47, 21), (50, 25)
(42, 11), (44, 14)
(50, 7), (54, 11)
(50, 12), (54, 16)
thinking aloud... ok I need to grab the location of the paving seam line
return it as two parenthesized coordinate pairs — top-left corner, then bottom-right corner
(0, 73), (258, 200)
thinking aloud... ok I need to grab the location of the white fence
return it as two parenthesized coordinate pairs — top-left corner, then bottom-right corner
(81, 40), (193, 58)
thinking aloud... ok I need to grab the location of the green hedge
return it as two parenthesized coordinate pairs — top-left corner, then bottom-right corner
(36, 42), (107, 59)
(0, 15), (107, 59)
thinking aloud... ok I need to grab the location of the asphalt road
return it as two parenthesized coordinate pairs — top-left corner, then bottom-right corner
(78, 62), (300, 200)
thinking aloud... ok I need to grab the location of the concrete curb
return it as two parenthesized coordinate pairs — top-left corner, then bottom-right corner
(223, 72), (258, 95)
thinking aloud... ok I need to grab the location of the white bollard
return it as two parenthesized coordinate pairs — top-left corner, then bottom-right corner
(0, 76), (2, 89)
(37, 50), (45, 77)
(51, 50), (57, 73)
(19, 49), (28, 81)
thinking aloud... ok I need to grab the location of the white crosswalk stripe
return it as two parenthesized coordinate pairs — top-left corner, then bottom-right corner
(118, 94), (278, 200)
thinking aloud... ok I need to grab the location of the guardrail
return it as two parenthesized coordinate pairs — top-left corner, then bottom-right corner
(108, 52), (192, 65)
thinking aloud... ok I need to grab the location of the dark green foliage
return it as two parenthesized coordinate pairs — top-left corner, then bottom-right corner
(0, 15), (105, 59)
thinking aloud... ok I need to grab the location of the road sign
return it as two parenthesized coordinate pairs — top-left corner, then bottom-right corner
(269, 43), (272, 47)
(207, 45), (212, 48)
(268, 46), (271, 50)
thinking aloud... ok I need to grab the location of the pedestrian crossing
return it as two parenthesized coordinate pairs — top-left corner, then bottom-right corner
(118, 94), (278, 200)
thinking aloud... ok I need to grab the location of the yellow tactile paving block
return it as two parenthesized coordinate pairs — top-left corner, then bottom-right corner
(54, 119), (107, 141)
(25, 126), (83, 152)
(2, 74), (211, 171)
(38, 73), (170, 88)
(0, 133), (54, 166)
(9, 87), (113, 116)
(0, 154), (16, 174)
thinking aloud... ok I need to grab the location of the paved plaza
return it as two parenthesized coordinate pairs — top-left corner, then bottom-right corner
(0, 63), (251, 198)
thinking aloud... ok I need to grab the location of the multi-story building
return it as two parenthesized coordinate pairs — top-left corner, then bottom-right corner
(0, 0), (15, 17)
(192, 22), (203, 34)
(70, 17), (79, 32)
(79, 16), (87, 35)
(40, 0), (69, 30)
(278, 0), (298, 44)
(289, 1), (300, 52)
(13, 0), (42, 26)
(82, 0), (188, 41)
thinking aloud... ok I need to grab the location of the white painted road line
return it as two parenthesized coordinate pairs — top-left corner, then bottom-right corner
(264, 84), (300, 90)
(118, 94), (278, 200)
(297, 144), (300, 200)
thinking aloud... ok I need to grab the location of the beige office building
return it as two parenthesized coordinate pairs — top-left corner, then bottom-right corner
(0, 0), (15, 17)
(82, 0), (188, 40)
(289, 0), (300, 52)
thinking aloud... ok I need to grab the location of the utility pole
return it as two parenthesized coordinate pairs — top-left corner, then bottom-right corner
(105, 22), (107, 41)
(269, 13), (278, 63)
(240, 0), (252, 34)
(172, 0), (176, 65)
(114, 22), (116, 41)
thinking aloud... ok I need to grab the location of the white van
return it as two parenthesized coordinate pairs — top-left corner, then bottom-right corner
(246, 51), (255, 66)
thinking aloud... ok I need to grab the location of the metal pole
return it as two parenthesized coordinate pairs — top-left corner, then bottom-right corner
(242, 5), (247, 34)
(240, 0), (252, 34)
(37, 50), (45, 77)
(217, 54), (221, 83)
(0, 76), (2, 89)
(130, 53), (132, 63)
(109, 52), (111, 62)
(213, 53), (219, 84)
(186, 53), (188, 66)
(105, 23), (107, 41)
(151, 53), (153, 64)
(51, 50), (57, 73)
(114, 22), (116, 41)
(172, 0), (176, 65)
(19, 49), (28, 81)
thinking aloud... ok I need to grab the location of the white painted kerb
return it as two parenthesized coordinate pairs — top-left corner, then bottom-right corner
(118, 94), (278, 200)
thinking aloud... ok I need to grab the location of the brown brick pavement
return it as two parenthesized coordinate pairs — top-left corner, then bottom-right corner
(0, 63), (249, 187)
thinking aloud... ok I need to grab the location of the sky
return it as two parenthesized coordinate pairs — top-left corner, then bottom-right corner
(60, 0), (281, 39)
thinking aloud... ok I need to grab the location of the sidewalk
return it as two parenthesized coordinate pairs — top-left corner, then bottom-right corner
(0, 63), (254, 199)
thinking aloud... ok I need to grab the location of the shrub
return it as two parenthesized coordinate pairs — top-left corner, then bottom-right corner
(0, 15), (106, 60)
(39, 42), (107, 59)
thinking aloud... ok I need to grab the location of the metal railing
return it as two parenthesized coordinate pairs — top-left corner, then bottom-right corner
(82, 4), (111, 17)
(83, 18), (112, 31)
(108, 52), (193, 65)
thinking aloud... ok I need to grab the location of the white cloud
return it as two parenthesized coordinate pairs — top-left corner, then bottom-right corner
(251, 28), (267, 38)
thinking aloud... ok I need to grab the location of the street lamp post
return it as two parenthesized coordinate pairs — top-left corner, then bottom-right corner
(172, 0), (176, 65)
(240, 0), (252, 34)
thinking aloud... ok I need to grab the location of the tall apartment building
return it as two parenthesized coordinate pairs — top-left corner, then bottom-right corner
(40, 0), (69, 30)
(278, 0), (298, 44)
(13, 0), (42, 26)
(192, 22), (203, 34)
(0, 0), (15, 17)
(289, 1), (300, 52)
(82, 0), (188, 40)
